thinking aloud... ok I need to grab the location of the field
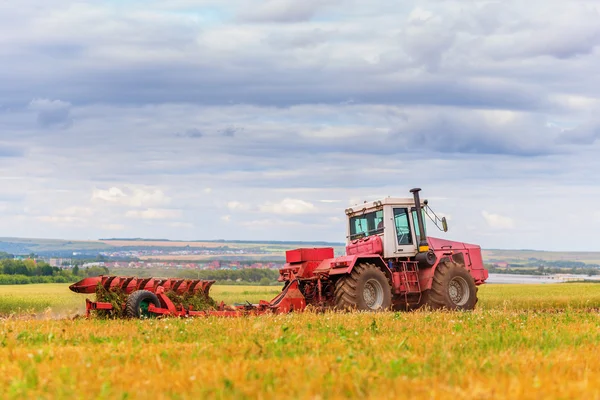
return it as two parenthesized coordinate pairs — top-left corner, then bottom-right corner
(1, 283), (600, 399)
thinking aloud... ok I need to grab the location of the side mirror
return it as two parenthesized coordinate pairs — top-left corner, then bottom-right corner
(442, 217), (448, 232)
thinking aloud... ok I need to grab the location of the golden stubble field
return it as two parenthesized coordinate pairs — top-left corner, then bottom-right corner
(1, 283), (600, 399)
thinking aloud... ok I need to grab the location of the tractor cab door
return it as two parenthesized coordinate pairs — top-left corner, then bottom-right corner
(389, 207), (418, 257)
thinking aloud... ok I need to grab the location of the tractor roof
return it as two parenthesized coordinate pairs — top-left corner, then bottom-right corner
(345, 197), (425, 215)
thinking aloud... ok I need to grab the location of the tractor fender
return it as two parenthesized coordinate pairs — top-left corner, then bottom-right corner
(419, 256), (454, 291)
(317, 254), (392, 281)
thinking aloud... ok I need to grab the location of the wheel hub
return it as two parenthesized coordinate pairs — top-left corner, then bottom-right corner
(448, 276), (470, 306)
(363, 279), (384, 309)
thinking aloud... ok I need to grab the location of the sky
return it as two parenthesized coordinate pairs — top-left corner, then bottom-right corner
(1, 0), (600, 251)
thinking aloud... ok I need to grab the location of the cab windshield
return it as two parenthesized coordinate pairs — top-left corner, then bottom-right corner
(349, 210), (383, 240)
(412, 209), (426, 239)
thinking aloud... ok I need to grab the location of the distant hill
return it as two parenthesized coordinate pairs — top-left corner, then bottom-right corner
(1, 237), (599, 264)
(99, 238), (345, 246)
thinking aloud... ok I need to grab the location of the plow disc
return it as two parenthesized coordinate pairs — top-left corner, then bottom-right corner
(70, 275), (306, 319)
(69, 275), (215, 297)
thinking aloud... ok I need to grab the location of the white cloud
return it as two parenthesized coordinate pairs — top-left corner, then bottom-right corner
(170, 221), (193, 228)
(102, 223), (125, 231)
(125, 208), (182, 220)
(57, 206), (94, 217)
(241, 219), (309, 228)
(92, 187), (170, 208)
(481, 211), (515, 230)
(36, 215), (86, 225)
(227, 201), (249, 211)
(92, 187), (126, 202)
(408, 7), (434, 23)
(221, 215), (231, 222)
(260, 198), (316, 215)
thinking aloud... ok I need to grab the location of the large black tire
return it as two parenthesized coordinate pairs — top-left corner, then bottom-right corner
(125, 290), (161, 319)
(335, 263), (392, 311)
(426, 261), (478, 310)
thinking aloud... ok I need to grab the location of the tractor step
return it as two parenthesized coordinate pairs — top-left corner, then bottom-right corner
(392, 262), (422, 294)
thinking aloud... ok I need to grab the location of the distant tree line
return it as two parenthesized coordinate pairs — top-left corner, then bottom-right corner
(487, 264), (599, 276)
(0, 258), (110, 285)
(177, 269), (280, 286)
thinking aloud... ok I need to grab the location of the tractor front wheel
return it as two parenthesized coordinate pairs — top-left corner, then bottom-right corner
(426, 261), (478, 310)
(335, 263), (392, 311)
(125, 290), (161, 318)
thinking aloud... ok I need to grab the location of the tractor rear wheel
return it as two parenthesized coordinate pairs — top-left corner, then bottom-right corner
(426, 261), (478, 310)
(125, 290), (161, 318)
(335, 263), (392, 311)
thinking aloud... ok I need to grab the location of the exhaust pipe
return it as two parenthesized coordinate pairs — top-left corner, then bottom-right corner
(410, 188), (428, 252)
(410, 188), (436, 267)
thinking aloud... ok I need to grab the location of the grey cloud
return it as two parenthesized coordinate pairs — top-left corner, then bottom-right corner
(504, 27), (600, 60)
(556, 121), (600, 145)
(28, 98), (72, 129)
(12, 65), (555, 112)
(1, 2), (597, 114)
(399, 12), (457, 71)
(0, 146), (24, 158)
(219, 126), (242, 137)
(236, 0), (337, 23)
(177, 128), (204, 138)
(265, 28), (332, 49)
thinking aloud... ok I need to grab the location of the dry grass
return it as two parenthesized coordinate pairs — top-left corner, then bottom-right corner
(1, 283), (600, 399)
(0, 284), (283, 317)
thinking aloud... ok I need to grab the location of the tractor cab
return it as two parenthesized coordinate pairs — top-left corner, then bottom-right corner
(344, 188), (447, 260)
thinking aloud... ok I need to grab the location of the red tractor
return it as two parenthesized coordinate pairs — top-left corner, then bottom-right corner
(71, 188), (488, 317)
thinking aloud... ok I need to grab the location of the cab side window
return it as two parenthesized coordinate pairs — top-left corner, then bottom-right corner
(393, 208), (413, 245)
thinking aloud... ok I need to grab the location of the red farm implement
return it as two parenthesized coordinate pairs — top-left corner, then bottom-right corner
(70, 275), (306, 318)
(70, 188), (489, 318)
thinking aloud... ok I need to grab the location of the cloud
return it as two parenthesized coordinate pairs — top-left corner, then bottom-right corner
(236, 0), (335, 23)
(28, 98), (72, 128)
(125, 208), (182, 220)
(102, 223), (125, 231)
(481, 211), (515, 230)
(176, 128), (203, 138)
(2, 1), (600, 250)
(556, 120), (600, 145)
(92, 187), (170, 208)
(260, 198), (316, 215)
(170, 221), (193, 228)
(0, 146), (24, 158)
(36, 215), (86, 224)
(57, 206), (94, 217)
(219, 126), (241, 137)
(227, 201), (250, 211)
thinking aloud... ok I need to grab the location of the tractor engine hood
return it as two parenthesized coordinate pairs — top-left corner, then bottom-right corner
(427, 236), (482, 252)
